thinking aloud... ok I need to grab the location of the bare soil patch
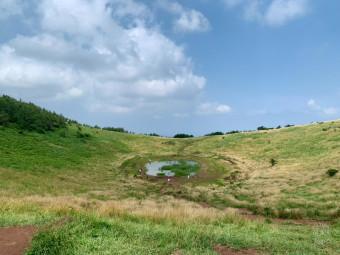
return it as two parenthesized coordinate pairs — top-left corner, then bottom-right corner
(0, 226), (37, 255)
(214, 245), (259, 255)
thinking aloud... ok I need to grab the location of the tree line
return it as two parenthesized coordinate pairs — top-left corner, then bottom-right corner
(0, 95), (67, 133)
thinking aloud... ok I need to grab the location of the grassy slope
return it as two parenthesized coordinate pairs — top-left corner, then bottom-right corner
(0, 121), (339, 254)
(188, 122), (340, 219)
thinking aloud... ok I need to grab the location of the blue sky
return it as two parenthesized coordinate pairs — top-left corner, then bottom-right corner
(0, 0), (339, 135)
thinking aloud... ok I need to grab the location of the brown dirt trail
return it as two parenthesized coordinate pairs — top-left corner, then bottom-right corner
(0, 226), (36, 255)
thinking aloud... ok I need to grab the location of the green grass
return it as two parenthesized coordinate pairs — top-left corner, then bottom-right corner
(160, 160), (199, 177)
(0, 121), (339, 254)
(24, 213), (339, 255)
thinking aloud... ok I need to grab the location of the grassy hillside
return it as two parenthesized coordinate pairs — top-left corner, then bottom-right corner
(0, 112), (339, 254)
(0, 95), (67, 132)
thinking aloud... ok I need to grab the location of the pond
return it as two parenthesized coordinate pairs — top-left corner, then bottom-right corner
(145, 160), (199, 177)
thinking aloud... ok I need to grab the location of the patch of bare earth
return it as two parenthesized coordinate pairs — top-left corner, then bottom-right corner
(214, 245), (259, 255)
(0, 226), (37, 255)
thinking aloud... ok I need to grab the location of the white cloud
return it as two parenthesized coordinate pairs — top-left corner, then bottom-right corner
(90, 103), (133, 114)
(224, 0), (309, 27)
(323, 107), (338, 116)
(264, 0), (308, 26)
(158, 0), (210, 33)
(174, 9), (210, 33)
(0, 0), (24, 20)
(307, 99), (338, 116)
(307, 99), (318, 109)
(197, 102), (232, 115)
(0, 0), (208, 115)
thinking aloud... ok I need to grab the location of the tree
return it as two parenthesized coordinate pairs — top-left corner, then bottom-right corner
(257, 126), (273, 131)
(173, 133), (194, 138)
(103, 127), (128, 133)
(0, 95), (67, 132)
(205, 132), (224, 136)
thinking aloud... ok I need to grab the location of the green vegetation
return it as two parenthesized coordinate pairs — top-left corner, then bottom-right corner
(147, 133), (160, 137)
(25, 213), (340, 255)
(327, 169), (338, 177)
(160, 161), (199, 177)
(270, 158), (277, 167)
(0, 98), (339, 254)
(0, 95), (67, 132)
(102, 127), (129, 133)
(173, 133), (194, 138)
(205, 131), (224, 136)
(225, 130), (240, 134)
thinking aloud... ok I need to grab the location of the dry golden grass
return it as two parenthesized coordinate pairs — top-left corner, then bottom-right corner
(0, 195), (239, 223)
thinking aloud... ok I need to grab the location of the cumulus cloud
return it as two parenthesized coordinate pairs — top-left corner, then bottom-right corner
(197, 102), (232, 115)
(264, 0), (308, 26)
(307, 99), (338, 116)
(174, 9), (210, 33)
(0, 0), (210, 115)
(224, 0), (309, 27)
(157, 0), (210, 33)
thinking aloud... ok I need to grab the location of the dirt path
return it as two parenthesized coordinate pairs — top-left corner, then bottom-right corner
(0, 226), (37, 255)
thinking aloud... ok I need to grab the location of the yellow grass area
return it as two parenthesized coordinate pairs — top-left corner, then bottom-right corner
(0, 196), (240, 223)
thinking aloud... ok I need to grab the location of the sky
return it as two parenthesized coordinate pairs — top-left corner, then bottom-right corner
(0, 0), (340, 136)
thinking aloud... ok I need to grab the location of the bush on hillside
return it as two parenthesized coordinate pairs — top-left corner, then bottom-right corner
(76, 130), (91, 138)
(148, 133), (160, 137)
(205, 131), (224, 136)
(327, 169), (338, 177)
(257, 126), (273, 131)
(173, 133), (194, 138)
(270, 158), (277, 167)
(0, 95), (67, 132)
(102, 127), (128, 133)
(226, 130), (240, 135)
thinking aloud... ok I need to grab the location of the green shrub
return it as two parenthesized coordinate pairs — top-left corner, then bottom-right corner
(173, 133), (194, 138)
(327, 169), (338, 177)
(27, 229), (75, 255)
(76, 130), (91, 138)
(103, 127), (128, 133)
(204, 131), (224, 136)
(148, 133), (160, 137)
(257, 126), (273, 131)
(270, 158), (277, 167)
(226, 130), (240, 134)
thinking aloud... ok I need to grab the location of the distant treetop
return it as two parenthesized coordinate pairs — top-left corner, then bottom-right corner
(173, 133), (194, 138)
(102, 127), (128, 133)
(205, 131), (224, 136)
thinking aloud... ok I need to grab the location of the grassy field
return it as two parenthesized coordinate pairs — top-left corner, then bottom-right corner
(0, 121), (339, 254)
